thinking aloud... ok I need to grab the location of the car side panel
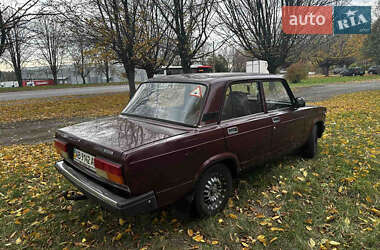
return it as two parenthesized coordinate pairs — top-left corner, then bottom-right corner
(124, 127), (227, 207)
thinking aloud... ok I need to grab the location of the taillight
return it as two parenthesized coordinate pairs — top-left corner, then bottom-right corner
(54, 139), (68, 159)
(94, 158), (124, 185)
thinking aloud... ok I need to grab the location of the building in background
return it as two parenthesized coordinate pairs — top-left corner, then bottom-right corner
(20, 63), (148, 85)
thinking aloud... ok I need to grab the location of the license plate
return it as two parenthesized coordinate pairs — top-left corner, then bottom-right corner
(73, 148), (95, 171)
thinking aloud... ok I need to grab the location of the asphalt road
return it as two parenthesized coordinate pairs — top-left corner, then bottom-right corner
(293, 81), (380, 102)
(0, 85), (130, 101)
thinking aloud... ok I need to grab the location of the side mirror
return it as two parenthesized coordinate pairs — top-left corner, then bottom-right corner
(295, 97), (306, 108)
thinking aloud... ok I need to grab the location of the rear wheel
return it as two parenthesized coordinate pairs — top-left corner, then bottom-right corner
(302, 125), (318, 158)
(194, 164), (232, 217)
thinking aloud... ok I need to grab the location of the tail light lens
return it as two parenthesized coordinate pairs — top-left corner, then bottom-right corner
(54, 139), (68, 159)
(94, 158), (124, 185)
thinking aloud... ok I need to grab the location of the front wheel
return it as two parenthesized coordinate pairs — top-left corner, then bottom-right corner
(194, 164), (232, 217)
(302, 125), (318, 158)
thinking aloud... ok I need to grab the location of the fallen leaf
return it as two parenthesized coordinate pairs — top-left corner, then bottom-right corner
(114, 233), (123, 241)
(326, 216), (335, 222)
(257, 235), (267, 246)
(370, 208), (380, 217)
(15, 237), (22, 245)
(269, 237), (278, 244)
(306, 226), (312, 231)
(270, 227), (284, 232)
(241, 242), (249, 247)
(119, 218), (126, 226)
(187, 229), (194, 237)
(211, 240), (218, 245)
(329, 240), (340, 246)
(192, 234), (205, 243)
(229, 213), (238, 219)
(308, 238), (315, 248)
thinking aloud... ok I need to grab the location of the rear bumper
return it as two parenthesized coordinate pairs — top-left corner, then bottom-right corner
(55, 161), (158, 215)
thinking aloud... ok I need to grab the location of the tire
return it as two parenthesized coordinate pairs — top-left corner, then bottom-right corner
(194, 164), (232, 217)
(302, 125), (318, 158)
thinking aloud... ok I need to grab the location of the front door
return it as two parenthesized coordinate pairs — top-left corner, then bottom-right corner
(220, 81), (272, 168)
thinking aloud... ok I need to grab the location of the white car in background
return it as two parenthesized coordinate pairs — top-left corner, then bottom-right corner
(0, 81), (19, 88)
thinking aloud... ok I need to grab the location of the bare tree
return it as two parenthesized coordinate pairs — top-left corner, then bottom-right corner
(0, 0), (40, 57)
(156, 0), (217, 73)
(34, 16), (67, 84)
(69, 37), (93, 84)
(136, 1), (176, 78)
(217, 0), (348, 73)
(3, 17), (35, 87)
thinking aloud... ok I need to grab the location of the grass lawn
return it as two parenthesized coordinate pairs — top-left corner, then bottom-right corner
(0, 82), (127, 93)
(0, 91), (379, 249)
(289, 74), (380, 87)
(0, 93), (129, 125)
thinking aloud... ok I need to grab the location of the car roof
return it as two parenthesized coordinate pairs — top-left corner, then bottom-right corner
(147, 73), (285, 85)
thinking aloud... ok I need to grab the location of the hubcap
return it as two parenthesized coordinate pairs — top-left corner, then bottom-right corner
(203, 174), (227, 211)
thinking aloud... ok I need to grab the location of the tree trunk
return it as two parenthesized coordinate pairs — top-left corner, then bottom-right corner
(267, 63), (278, 74)
(104, 61), (110, 83)
(322, 66), (329, 76)
(180, 54), (192, 73)
(81, 73), (86, 84)
(51, 67), (58, 85)
(145, 65), (155, 79)
(124, 63), (136, 98)
(15, 67), (23, 88)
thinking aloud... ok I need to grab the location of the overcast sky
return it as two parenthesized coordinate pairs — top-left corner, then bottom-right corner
(351, 0), (377, 5)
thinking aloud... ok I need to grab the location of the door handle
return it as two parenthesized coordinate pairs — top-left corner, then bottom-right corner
(227, 127), (238, 135)
(272, 117), (281, 123)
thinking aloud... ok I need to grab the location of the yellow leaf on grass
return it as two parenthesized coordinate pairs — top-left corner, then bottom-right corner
(218, 218), (224, 224)
(90, 224), (99, 230)
(228, 198), (234, 208)
(297, 177), (305, 182)
(114, 233), (123, 241)
(15, 237), (22, 245)
(366, 196), (373, 203)
(305, 218), (313, 224)
(306, 226), (312, 231)
(187, 229), (194, 237)
(308, 238), (315, 248)
(270, 227), (284, 232)
(82, 238), (86, 243)
(241, 242), (249, 247)
(119, 218), (126, 226)
(329, 240), (340, 246)
(192, 234), (205, 243)
(344, 217), (350, 225)
(326, 216), (335, 222)
(229, 213), (238, 219)
(211, 240), (219, 245)
(255, 213), (265, 218)
(338, 186), (343, 193)
(269, 237), (278, 244)
(370, 208), (380, 217)
(257, 235), (267, 246)
(273, 207), (281, 212)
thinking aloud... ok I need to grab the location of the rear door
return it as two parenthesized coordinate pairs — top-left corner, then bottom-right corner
(261, 80), (306, 156)
(220, 81), (273, 168)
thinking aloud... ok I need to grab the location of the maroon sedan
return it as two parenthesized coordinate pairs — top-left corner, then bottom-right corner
(54, 73), (326, 217)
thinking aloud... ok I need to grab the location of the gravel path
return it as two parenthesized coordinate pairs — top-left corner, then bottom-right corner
(1, 81), (379, 145)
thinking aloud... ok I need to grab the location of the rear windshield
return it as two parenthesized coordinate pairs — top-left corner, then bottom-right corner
(122, 82), (207, 126)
